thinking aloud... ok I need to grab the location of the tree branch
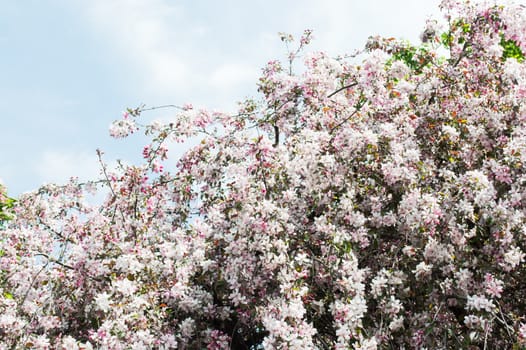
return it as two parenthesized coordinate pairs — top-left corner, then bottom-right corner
(329, 99), (366, 134)
(34, 253), (74, 270)
(327, 82), (358, 98)
(139, 104), (185, 112)
(273, 125), (280, 147)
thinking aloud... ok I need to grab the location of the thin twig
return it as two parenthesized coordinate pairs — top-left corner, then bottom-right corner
(34, 253), (75, 270)
(327, 82), (358, 98)
(34, 252), (106, 283)
(18, 263), (48, 312)
(96, 150), (116, 198)
(139, 104), (185, 112)
(37, 220), (77, 244)
(329, 107), (360, 134)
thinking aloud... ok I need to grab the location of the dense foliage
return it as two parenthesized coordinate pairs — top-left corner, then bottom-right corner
(2, 0), (526, 348)
(0, 183), (14, 225)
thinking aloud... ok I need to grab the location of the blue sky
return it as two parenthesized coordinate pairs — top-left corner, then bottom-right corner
(0, 0), (449, 196)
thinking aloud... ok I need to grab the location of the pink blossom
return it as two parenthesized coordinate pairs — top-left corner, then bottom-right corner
(1, 2), (526, 348)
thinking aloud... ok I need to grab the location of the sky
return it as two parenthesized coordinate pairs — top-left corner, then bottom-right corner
(0, 0), (453, 196)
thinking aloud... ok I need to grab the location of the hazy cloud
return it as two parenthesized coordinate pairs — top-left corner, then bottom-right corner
(35, 150), (100, 185)
(81, 0), (189, 94)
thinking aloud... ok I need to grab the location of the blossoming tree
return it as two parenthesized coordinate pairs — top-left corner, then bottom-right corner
(2, 0), (526, 348)
(0, 183), (14, 226)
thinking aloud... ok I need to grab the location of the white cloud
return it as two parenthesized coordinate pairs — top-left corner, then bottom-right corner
(0, 165), (14, 187)
(210, 62), (259, 90)
(76, 0), (264, 109)
(81, 0), (189, 93)
(35, 150), (100, 185)
(294, 0), (443, 55)
(75, 0), (444, 108)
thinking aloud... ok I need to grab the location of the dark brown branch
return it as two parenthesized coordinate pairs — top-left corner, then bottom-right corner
(273, 125), (280, 147)
(34, 253), (106, 282)
(329, 105), (362, 134)
(34, 253), (74, 270)
(37, 220), (77, 244)
(327, 82), (358, 98)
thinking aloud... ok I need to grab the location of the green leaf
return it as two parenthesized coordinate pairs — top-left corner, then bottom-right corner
(501, 36), (525, 62)
(441, 32), (453, 47)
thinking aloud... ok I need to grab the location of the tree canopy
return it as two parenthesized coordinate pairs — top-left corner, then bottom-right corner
(0, 183), (14, 225)
(1, 1), (526, 349)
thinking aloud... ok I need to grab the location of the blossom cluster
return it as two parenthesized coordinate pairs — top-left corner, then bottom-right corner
(0, 182), (14, 224)
(1, 1), (526, 348)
